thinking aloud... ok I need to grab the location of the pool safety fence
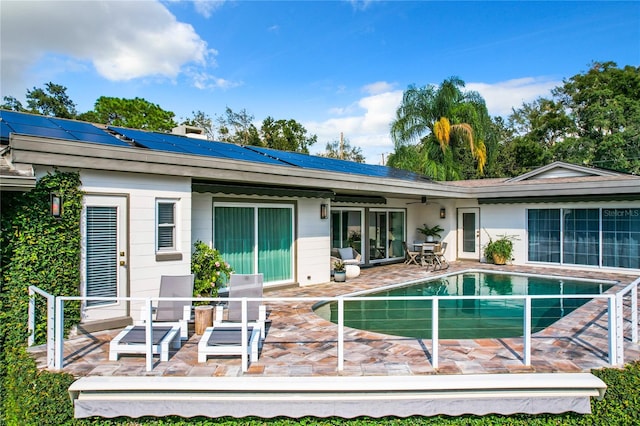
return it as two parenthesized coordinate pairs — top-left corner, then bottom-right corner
(28, 278), (640, 373)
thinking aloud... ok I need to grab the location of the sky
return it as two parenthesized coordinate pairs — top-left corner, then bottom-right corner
(1, 1), (639, 164)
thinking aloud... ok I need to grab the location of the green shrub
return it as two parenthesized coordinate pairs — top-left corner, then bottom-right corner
(191, 240), (233, 299)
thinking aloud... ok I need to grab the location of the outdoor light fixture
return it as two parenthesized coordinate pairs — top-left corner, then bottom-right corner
(50, 193), (63, 218)
(440, 208), (446, 219)
(320, 203), (328, 219)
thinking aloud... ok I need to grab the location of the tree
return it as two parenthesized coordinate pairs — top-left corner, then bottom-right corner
(260, 117), (317, 153)
(79, 96), (177, 132)
(214, 107), (260, 146)
(1, 96), (25, 112)
(507, 62), (640, 174)
(389, 77), (493, 180)
(24, 82), (77, 119)
(320, 136), (365, 162)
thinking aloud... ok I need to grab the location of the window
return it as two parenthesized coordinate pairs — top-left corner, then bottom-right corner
(156, 200), (177, 252)
(527, 207), (640, 270)
(563, 209), (599, 266)
(602, 208), (640, 269)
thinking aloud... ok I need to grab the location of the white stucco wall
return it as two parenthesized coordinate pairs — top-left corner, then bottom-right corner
(77, 170), (192, 315)
(296, 198), (331, 286)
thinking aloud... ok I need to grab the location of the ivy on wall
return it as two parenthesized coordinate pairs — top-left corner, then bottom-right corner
(1, 169), (83, 423)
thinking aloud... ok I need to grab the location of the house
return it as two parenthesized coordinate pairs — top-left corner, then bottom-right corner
(1, 109), (639, 330)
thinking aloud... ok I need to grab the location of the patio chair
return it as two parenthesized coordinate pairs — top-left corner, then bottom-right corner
(200, 273), (266, 369)
(432, 242), (449, 271)
(137, 274), (195, 340)
(402, 241), (420, 266)
(109, 324), (181, 361)
(214, 273), (267, 338)
(197, 323), (262, 366)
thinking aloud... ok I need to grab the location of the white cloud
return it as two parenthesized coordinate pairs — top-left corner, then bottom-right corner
(362, 81), (396, 95)
(467, 77), (560, 116)
(193, 0), (226, 18)
(0, 0), (221, 95)
(306, 83), (403, 164)
(307, 77), (560, 164)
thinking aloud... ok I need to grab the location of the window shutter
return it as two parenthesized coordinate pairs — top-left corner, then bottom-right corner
(85, 206), (118, 306)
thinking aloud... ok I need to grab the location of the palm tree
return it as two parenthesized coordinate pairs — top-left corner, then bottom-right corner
(389, 77), (489, 180)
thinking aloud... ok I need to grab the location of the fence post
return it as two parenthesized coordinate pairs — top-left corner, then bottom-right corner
(28, 287), (35, 347)
(337, 297), (344, 371)
(607, 295), (617, 366)
(145, 298), (153, 372)
(47, 292), (55, 368)
(431, 298), (439, 369)
(615, 293), (625, 366)
(54, 297), (64, 370)
(241, 298), (248, 372)
(632, 285), (638, 344)
(523, 297), (532, 366)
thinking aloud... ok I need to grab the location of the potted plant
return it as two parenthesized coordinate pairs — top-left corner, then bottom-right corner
(191, 240), (233, 304)
(417, 224), (444, 242)
(483, 234), (518, 265)
(333, 260), (347, 282)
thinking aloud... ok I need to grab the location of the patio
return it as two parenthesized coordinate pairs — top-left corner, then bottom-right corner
(30, 261), (640, 378)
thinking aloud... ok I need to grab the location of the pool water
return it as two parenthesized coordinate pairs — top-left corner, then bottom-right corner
(315, 272), (614, 339)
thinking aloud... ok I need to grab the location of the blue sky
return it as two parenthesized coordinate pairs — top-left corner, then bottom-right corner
(2, 1), (639, 164)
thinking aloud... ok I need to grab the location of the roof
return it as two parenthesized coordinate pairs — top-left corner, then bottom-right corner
(2, 110), (639, 201)
(0, 110), (431, 184)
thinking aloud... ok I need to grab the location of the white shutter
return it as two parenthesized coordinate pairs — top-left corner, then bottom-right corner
(85, 206), (118, 306)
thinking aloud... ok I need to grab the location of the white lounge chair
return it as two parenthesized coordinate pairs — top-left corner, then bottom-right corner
(109, 325), (181, 362)
(197, 323), (261, 365)
(214, 273), (267, 338)
(137, 274), (195, 340)
(199, 274), (266, 370)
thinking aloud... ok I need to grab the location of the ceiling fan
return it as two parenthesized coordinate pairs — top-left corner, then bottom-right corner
(406, 196), (430, 205)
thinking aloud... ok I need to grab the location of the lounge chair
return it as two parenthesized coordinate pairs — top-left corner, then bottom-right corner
(214, 273), (267, 338)
(199, 274), (266, 370)
(109, 325), (181, 361)
(197, 323), (261, 365)
(137, 274), (195, 340)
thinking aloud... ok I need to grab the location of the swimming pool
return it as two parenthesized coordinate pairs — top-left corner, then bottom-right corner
(314, 271), (615, 339)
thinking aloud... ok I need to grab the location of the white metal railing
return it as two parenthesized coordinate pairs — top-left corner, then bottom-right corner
(28, 279), (640, 373)
(28, 285), (55, 368)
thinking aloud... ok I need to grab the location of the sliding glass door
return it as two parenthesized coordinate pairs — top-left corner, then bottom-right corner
(368, 209), (405, 262)
(331, 209), (364, 255)
(214, 203), (294, 284)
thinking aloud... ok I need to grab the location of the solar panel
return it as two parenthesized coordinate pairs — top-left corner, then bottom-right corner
(0, 110), (60, 128)
(246, 146), (430, 181)
(0, 110), (131, 147)
(108, 126), (288, 165)
(0, 122), (12, 140)
(4, 122), (76, 140)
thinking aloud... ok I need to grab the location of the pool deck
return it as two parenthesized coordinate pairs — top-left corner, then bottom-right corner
(33, 261), (640, 378)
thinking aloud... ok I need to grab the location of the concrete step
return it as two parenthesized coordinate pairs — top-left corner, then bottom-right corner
(69, 373), (606, 419)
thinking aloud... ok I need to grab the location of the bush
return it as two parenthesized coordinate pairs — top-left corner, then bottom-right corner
(191, 240), (233, 299)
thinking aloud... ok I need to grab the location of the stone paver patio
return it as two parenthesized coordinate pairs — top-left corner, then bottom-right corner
(31, 261), (640, 378)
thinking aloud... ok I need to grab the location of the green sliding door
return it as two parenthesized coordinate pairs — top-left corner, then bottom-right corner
(214, 204), (293, 284)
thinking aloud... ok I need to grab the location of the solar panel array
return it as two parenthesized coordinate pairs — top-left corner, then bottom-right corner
(246, 145), (430, 181)
(107, 126), (285, 165)
(0, 110), (130, 147)
(1, 109), (430, 183)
